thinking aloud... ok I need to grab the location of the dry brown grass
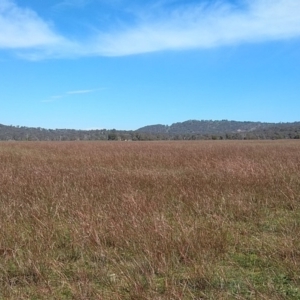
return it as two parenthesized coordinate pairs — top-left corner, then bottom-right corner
(0, 140), (299, 299)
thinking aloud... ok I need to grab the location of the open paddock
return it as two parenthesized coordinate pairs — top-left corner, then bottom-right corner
(0, 141), (299, 299)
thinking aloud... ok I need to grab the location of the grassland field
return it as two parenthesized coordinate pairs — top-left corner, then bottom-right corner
(0, 140), (299, 299)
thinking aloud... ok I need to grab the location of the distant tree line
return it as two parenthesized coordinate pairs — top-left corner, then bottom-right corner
(0, 121), (300, 141)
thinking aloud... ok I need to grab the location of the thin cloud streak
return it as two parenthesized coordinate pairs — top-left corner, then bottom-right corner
(1, 0), (300, 59)
(67, 89), (98, 94)
(41, 88), (103, 102)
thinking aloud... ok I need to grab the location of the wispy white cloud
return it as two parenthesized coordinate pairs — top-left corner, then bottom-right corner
(41, 88), (102, 102)
(95, 0), (300, 56)
(67, 89), (98, 95)
(1, 0), (300, 59)
(0, 0), (66, 49)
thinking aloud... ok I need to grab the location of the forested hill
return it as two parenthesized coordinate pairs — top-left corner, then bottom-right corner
(137, 120), (273, 135)
(0, 120), (300, 141)
(136, 120), (300, 139)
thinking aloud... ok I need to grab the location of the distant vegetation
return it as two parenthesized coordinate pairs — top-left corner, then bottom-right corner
(1, 141), (299, 298)
(137, 120), (300, 140)
(1, 120), (300, 141)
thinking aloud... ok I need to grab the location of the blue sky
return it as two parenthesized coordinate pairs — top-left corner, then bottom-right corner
(0, 0), (300, 130)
